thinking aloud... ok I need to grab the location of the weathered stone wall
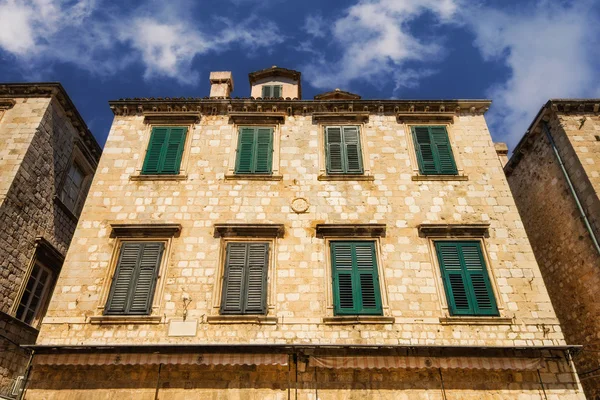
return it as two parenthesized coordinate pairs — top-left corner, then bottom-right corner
(0, 96), (93, 396)
(507, 112), (600, 398)
(38, 112), (563, 347)
(25, 358), (584, 400)
(0, 311), (37, 398)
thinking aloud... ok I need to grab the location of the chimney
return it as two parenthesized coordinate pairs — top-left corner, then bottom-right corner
(494, 142), (509, 168)
(209, 71), (234, 98)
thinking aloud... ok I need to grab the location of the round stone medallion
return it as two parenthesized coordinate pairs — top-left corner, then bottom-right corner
(291, 197), (309, 213)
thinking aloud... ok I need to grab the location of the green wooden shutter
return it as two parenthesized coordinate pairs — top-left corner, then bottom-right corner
(129, 243), (163, 314)
(105, 242), (163, 315)
(221, 243), (247, 314)
(331, 242), (382, 315)
(221, 243), (268, 314)
(430, 126), (457, 174)
(142, 127), (187, 175)
(161, 127), (187, 174)
(342, 126), (363, 173)
(412, 126), (457, 175)
(235, 128), (256, 173)
(243, 243), (269, 314)
(142, 128), (169, 174)
(325, 126), (344, 173)
(254, 128), (273, 173)
(273, 85), (282, 98)
(436, 241), (498, 316)
(262, 85), (272, 98)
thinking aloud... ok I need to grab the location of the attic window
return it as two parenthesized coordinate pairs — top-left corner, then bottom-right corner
(262, 85), (282, 98)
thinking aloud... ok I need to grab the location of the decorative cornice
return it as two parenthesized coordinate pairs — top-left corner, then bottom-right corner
(418, 223), (490, 238)
(213, 223), (285, 238)
(0, 83), (102, 159)
(108, 99), (492, 118)
(109, 223), (182, 238)
(315, 224), (386, 238)
(248, 66), (301, 85)
(505, 98), (600, 174)
(34, 236), (65, 269)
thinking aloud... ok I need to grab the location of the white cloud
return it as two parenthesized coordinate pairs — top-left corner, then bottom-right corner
(303, 14), (326, 38)
(463, 0), (600, 148)
(0, 0), (283, 84)
(301, 0), (461, 92)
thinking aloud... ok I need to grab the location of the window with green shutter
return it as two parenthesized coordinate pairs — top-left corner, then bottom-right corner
(331, 241), (382, 315)
(261, 85), (282, 98)
(325, 126), (364, 174)
(412, 126), (458, 175)
(141, 126), (188, 175)
(105, 242), (164, 315)
(435, 241), (499, 316)
(235, 127), (273, 174)
(221, 242), (269, 315)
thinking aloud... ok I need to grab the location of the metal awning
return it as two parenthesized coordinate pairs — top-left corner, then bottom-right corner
(308, 356), (544, 371)
(33, 353), (288, 366)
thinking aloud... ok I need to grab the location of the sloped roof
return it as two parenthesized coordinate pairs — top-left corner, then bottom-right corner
(314, 89), (361, 100)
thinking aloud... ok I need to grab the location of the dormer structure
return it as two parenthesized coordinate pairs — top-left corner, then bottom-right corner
(314, 88), (361, 100)
(249, 66), (301, 99)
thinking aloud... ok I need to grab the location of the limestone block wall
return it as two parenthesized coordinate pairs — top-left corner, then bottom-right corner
(0, 312), (37, 397)
(36, 112), (566, 349)
(507, 112), (600, 398)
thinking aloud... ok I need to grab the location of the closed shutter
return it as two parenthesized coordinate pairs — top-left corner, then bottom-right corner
(235, 128), (256, 173)
(235, 127), (273, 174)
(141, 127), (187, 175)
(161, 127), (187, 174)
(142, 128), (168, 174)
(105, 242), (163, 315)
(326, 126), (344, 173)
(325, 126), (363, 174)
(273, 85), (282, 98)
(412, 126), (457, 175)
(221, 243), (268, 314)
(436, 241), (498, 316)
(331, 242), (382, 315)
(262, 85), (270, 98)
(343, 126), (363, 173)
(255, 128), (273, 173)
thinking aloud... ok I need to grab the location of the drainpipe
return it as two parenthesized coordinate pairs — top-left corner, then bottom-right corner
(542, 121), (600, 256)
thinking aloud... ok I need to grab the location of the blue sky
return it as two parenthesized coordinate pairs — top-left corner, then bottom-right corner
(0, 0), (599, 150)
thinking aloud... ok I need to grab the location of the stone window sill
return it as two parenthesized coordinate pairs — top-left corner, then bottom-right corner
(88, 315), (163, 325)
(318, 174), (375, 181)
(439, 316), (513, 325)
(206, 315), (278, 325)
(224, 174), (283, 181)
(412, 175), (468, 181)
(322, 316), (395, 325)
(130, 174), (188, 181)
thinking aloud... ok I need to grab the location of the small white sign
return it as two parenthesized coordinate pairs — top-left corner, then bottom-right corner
(168, 319), (198, 337)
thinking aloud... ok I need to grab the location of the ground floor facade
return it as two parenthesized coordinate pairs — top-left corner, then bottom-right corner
(22, 347), (585, 400)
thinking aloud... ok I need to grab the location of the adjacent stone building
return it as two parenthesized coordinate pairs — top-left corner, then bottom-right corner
(505, 99), (600, 399)
(25, 69), (585, 399)
(0, 83), (100, 398)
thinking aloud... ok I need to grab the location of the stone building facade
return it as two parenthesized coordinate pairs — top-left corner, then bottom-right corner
(26, 69), (584, 399)
(0, 83), (100, 398)
(505, 99), (600, 399)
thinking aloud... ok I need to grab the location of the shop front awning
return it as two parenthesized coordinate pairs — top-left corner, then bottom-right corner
(308, 356), (544, 371)
(33, 353), (288, 367)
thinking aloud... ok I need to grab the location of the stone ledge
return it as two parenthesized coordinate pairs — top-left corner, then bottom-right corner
(53, 195), (79, 222)
(213, 223), (285, 238)
(316, 223), (386, 238)
(418, 223), (490, 238)
(143, 112), (200, 125)
(88, 315), (163, 325)
(224, 174), (283, 181)
(109, 223), (182, 238)
(0, 99), (16, 110)
(439, 316), (513, 325)
(411, 175), (468, 181)
(228, 112), (286, 124)
(312, 112), (369, 123)
(397, 112), (456, 123)
(322, 316), (395, 325)
(317, 174), (375, 181)
(130, 174), (188, 181)
(206, 315), (278, 325)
